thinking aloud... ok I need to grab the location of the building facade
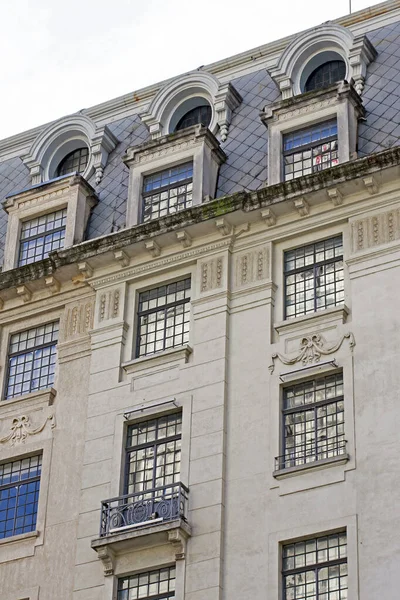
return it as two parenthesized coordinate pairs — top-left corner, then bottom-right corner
(0, 1), (400, 598)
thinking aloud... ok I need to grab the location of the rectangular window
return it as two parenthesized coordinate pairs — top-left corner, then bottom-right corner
(282, 532), (347, 600)
(5, 322), (59, 400)
(142, 162), (193, 222)
(117, 566), (176, 600)
(136, 278), (191, 357)
(284, 236), (344, 319)
(18, 209), (67, 266)
(277, 372), (345, 471)
(125, 413), (182, 495)
(283, 120), (338, 182)
(0, 455), (42, 539)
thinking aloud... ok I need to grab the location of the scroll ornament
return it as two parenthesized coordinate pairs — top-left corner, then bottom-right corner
(0, 414), (55, 445)
(269, 332), (355, 374)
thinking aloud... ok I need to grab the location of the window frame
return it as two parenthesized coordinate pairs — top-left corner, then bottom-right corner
(278, 371), (346, 471)
(117, 565), (176, 600)
(56, 146), (89, 177)
(17, 208), (67, 267)
(141, 162), (194, 223)
(4, 321), (59, 401)
(283, 235), (344, 320)
(135, 277), (191, 359)
(281, 531), (348, 600)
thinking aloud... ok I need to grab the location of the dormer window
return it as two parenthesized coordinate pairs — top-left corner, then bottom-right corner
(283, 120), (338, 181)
(305, 60), (346, 93)
(142, 162), (193, 222)
(18, 209), (67, 266)
(175, 104), (212, 131)
(56, 147), (89, 177)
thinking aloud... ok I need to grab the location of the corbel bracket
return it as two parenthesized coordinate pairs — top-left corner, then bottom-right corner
(176, 230), (192, 248)
(97, 546), (116, 577)
(45, 276), (60, 294)
(327, 188), (343, 206)
(260, 208), (277, 227)
(363, 176), (379, 195)
(16, 285), (32, 303)
(215, 217), (232, 236)
(114, 249), (130, 268)
(145, 240), (161, 258)
(294, 197), (309, 217)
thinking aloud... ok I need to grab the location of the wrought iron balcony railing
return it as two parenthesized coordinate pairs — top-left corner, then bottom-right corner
(99, 482), (189, 537)
(275, 438), (347, 472)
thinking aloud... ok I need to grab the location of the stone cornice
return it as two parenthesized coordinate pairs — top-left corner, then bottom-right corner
(1, 145), (400, 292)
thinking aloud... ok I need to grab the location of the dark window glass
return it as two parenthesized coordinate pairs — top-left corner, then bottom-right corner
(283, 120), (338, 182)
(5, 322), (59, 399)
(142, 162), (193, 222)
(175, 105), (212, 131)
(57, 147), (89, 177)
(125, 413), (182, 495)
(276, 373), (345, 470)
(0, 455), (42, 539)
(18, 208), (67, 266)
(117, 566), (176, 600)
(284, 236), (344, 319)
(136, 278), (191, 357)
(282, 532), (348, 600)
(305, 60), (346, 92)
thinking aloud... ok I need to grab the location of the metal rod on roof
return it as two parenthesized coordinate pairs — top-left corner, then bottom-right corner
(349, 0), (352, 13)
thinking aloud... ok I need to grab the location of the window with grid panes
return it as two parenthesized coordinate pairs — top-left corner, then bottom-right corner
(5, 322), (58, 399)
(136, 278), (191, 357)
(18, 208), (67, 266)
(282, 532), (348, 600)
(305, 60), (346, 93)
(284, 236), (344, 319)
(125, 413), (182, 496)
(117, 566), (175, 600)
(56, 147), (89, 177)
(142, 162), (193, 222)
(0, 455), (42, 539)
(175, 105), (212, 131)
(278, 372), (345, 470)
(283, 120), (338, 182)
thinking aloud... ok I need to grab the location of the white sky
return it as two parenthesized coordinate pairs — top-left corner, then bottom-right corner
(0, 0), (377, 140)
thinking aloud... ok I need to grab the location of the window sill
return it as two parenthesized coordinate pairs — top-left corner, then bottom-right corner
(0, 529), (39, 547)
(0, 387), (56, 411)
(122, 345), (192, 375)
(273, 453), (349, 479)
(275, 305), (349, 336)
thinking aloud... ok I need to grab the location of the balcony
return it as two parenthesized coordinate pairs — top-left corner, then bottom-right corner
(274, 438), (349, 478)
(91, 482), (191, 575)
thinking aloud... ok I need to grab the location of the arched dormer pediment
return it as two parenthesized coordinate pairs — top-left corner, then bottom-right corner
(140, 70), (242, 142)
(269, 23), (376, 98)
(24, 113), (118, 185)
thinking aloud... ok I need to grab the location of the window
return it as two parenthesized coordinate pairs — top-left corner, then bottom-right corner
(18, 209), (67, 266)
(142, 163), (193, 223)
(137, 278), (191, 357)
(125, 413), (181, 494)
(5, 322), (59, 400)
(118, 566), (176, 600)
(276, 373), (345, 471)
(175, 105), (212, 131)
(284, 236), (344, 319)
(56, 147), (89, 177)
(305, 60), (346, 93)
(0, 455), (42, 539)
(283, 120), (338, 182)
(282, 532), (347, 600)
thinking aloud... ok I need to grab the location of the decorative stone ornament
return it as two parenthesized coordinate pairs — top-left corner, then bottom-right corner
(268, 23), (376, 99)
(140, 70), (242, 141)
(24, 114), (118, 185)
(0, 414), (55, 445)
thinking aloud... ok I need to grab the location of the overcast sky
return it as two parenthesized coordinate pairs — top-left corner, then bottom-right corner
(0, 0), (377, 140)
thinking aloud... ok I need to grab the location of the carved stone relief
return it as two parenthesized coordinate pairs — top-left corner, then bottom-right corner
(269, 332), (355, 374)
(351, 207), (400, 252)
(98, 288), (121, 321)
(234, 246), (269, 288)
(0, 414), (55, 445)
(63, 298), (95, 341)
(200, 257), (223, 293)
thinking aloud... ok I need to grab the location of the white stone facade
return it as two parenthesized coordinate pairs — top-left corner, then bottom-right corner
(0, 3), (400, 600)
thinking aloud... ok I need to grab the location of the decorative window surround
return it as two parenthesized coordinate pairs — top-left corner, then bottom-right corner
(24, 113), (118, 185)
(140, 70), (242, 141)
(261, 81), (365, 185)
(2, 174), (97, 271)
(123, 125), (226, 227)
(268, 23), (376, 98)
